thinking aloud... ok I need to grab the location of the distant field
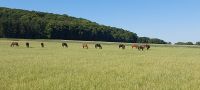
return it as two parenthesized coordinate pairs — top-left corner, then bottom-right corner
(0, 39), (200, 90)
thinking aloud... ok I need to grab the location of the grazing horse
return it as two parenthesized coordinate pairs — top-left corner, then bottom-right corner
(145, 44), (150, 50)
(82, 43), (88, 49)
(26, 42), (30, 48)
(119, 44), (125, 49)
(137, 45), (145, 51)
(137, 44), (151, 51)
(132, 44), (138, 49)
(62, 43), (68, 48)
(41, 43), (44, 48)
(95, 44), (102, 49)
(10, 42), (19, 47)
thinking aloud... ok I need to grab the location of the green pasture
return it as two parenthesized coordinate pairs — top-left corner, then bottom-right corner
(0, 39), (200, 90)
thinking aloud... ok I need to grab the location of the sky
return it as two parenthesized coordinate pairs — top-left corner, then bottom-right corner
(0, 0), (200, 43)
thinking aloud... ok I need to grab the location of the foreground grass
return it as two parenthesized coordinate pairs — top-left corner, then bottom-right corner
(0, 39), (200, 90)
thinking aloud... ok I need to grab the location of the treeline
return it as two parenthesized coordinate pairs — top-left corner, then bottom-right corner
(0, 7), (167, 44)
(137, 37), (168, 44)
(175, 42), (200, 45)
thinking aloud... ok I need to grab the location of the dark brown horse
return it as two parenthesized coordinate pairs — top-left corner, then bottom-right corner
(119, 44), (125, 49)
(137, 44), (151, 51)
(62, 43), (68, 48)
(10, 42), (19, 47)
(41, 43), (44, 48)
(145, 44), (151, 50)
(26, 42), (30, 48)
(95, 44), (102, 49)
(82, 43), (88, 49)
(137, 45), (145, 51)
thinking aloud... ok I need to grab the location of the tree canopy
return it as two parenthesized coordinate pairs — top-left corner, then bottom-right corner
(0, 7), (167, 44)
(137, 37), (167, 44)
(175, 42), (194, 45)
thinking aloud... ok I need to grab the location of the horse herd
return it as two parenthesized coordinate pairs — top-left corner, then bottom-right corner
(10, 42), (151, 51)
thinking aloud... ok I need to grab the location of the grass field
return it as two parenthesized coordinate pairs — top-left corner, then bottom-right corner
(1, 39), (200, 90)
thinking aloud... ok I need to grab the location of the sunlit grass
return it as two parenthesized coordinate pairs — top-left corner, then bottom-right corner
(0, 39), (200, 90)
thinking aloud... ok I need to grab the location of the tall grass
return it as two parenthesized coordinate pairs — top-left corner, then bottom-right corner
(0, 39), (200, 90)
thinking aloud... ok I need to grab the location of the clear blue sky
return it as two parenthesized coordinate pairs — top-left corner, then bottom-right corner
(0, 0), (200, 43)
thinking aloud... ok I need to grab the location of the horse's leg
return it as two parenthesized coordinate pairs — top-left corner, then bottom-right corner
(147, 47), (149, 50)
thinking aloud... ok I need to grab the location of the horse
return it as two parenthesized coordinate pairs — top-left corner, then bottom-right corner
(82, 43), (88, 49)
(145, 44), (150, 50)
(132, 44), (138, 49)
(10, 42), (19, 47)
(137, 44), (151, 51)
(62, 43), (68, 48)
(137, 45), (145, 51)
(26, 42), (30, 48)
(95, 44), (102, 49)
(41, 43), (44, 48)
(119, 44), (125, 49)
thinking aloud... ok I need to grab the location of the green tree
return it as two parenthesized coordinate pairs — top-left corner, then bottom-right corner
(149, 38), (167, 44)
(185, 42), (193, 45)
(0, 7), (166, 43)
(196, 42), (200, 45)
(137, 37), (150, 43)
(175, 42), (185, 45)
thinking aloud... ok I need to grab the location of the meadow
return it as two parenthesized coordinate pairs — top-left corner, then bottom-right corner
(0, 39), (200, 90)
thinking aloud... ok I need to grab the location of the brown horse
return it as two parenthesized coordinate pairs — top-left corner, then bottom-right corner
(95, 44), (102, 49)
(132, 44), (138, 49)
(62, 43), (68, 48)
(10, 42), (19, 47)
(82, 43), (88, 49)
(137, 44), (151, 51)
(119, 44), (125, 49)
(41, 43), (45, 48)
(26, 42), (30, 48)
(145, 44), (150, 50)
(137, 45), (145, 51)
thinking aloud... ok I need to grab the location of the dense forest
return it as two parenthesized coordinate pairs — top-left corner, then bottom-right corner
(0, 7), (167, 44)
